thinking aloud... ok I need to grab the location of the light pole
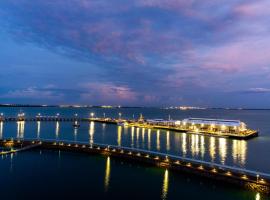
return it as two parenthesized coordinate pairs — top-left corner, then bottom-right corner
(118, 112), (122, 120)
(90, 112), (94, 119)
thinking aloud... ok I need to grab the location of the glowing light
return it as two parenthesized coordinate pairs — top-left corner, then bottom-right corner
(161, 169), (169, 200)
(156, 130), (160, 151)
(90, 112), (94, 118)
(209, 137), (216, 162)
(142, 128), (145, 144)
(181, 133), (187, 157)
(74, 127), (78, 141)
(0, 122), (3, 139)
(219, 138), (227, 165)
(255, 193), (261, 200)
(148, 129), (151, 150)
(104, 157), (110, 192)
(17, 121), (25, 138)
(117, 126), (122, 146)
(232, 140), (247, 166)
(89, 121), (94, 144)
(55, 121), (59, 139)
(166, 131), (170, 151)
(191, 134), (199, 156)
(200, 136), (205, 158)
(131, 126), (134, 147)
(136, 127), (140, 147)
(37, 121), (41, 138)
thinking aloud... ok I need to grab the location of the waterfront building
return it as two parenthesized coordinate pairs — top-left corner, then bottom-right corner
(175, 118), (247, 134)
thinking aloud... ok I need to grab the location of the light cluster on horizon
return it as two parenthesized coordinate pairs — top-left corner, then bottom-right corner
(0, 0), (270, 107)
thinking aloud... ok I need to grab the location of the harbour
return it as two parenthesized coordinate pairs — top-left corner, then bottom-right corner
(1, 138), (269, 194)
(0, 112), (258, 139)
(0, 107), (268, 199)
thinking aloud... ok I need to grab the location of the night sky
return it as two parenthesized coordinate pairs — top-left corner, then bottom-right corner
(0, 0), (270, 107)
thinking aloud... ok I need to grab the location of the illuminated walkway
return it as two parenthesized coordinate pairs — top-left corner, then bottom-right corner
(0, 138), (269, 195)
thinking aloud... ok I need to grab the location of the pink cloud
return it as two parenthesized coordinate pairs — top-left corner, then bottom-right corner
(197, 38), (270, 73)
(80, 82), (138, 104)
(234, 0), (270, 17)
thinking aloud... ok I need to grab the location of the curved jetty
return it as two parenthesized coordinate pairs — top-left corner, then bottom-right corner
(0, 138), (268, 194)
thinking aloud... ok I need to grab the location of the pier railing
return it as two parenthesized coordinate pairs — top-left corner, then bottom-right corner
(4, 137), (270, 180)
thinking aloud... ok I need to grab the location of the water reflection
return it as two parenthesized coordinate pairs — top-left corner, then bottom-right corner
(55, 122), (59, 139)
(89, 121), (94, 144)
(161, 169), (169, 200)
(181, 133), (187, 157)
(117, 126), (122, 146)
(166, 131), (170, 151)
(74, 128), (78, 141)
(219, 138), (227, 165)
(209, 137), (216, 162)
(232, 140), (247, 166)
(136, 128), (140, 148)
(0, 122), (3, 139)
(142, 128), (145, 147)
(200, 136), (205, 158)
(17, 121), (25, 139)
(255, 193), (260, 200)
(156, 130), (160, 151)
(191, 135), (199, 157)
(131, 127), (134, 147)
(147, 129), (151, 150)
(104, 156), (110, 192)
(37, 121), (40, 138)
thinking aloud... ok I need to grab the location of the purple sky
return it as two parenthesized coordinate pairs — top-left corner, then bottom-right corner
(0, 0), (270, 107)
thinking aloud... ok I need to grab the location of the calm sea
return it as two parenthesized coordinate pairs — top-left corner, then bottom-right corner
(0, 107), (269, 199)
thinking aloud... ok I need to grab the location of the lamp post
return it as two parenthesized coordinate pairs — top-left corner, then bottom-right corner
(118, 112), (122, 120)
(90, 112), (94, 119)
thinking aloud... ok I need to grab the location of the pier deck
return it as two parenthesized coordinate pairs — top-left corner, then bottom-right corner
(0, 116), (258, 139)
(0, 138), (269, 194)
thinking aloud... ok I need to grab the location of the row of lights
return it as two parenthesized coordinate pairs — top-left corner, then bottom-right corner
(22, 139), (268, 186)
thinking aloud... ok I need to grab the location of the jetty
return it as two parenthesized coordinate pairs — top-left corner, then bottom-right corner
(0, 138), (269, 194)
(0, 113), (258, 139)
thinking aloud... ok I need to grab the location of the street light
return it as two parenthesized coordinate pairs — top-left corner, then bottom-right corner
(90, 112), (94, 118)
(118, 112), (122, 119)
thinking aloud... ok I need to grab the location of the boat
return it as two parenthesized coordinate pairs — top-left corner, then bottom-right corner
(117, 121), (128, 126)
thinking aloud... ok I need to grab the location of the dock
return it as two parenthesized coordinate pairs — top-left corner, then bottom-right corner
(0, 138), (269, 194)
(0, 115), (258, 139)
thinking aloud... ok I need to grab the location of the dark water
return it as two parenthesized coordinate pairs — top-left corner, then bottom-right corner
(0, 107), (269, 199)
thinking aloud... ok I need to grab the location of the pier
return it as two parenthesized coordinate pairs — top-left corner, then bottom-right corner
(0, 114), (258, 139)
(0, 138), (269, 194)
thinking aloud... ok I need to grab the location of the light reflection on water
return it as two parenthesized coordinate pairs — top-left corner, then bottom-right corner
(219, 138), (227, 165)
(161, 169), (169, 200)
(0, 121), (249, 168)
(17, 121), (25, 139)
(0, 121), (3, 139)
(232, 140), (247, 167)
(104, 156), (110, 192)
(37, 121), (40, 138)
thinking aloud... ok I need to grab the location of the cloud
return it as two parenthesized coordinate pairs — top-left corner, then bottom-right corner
(80, 82), (138, 104)
(2, 87), (64, 100)
(243, 88), (270, 94)
(0, 0), (270, 106)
